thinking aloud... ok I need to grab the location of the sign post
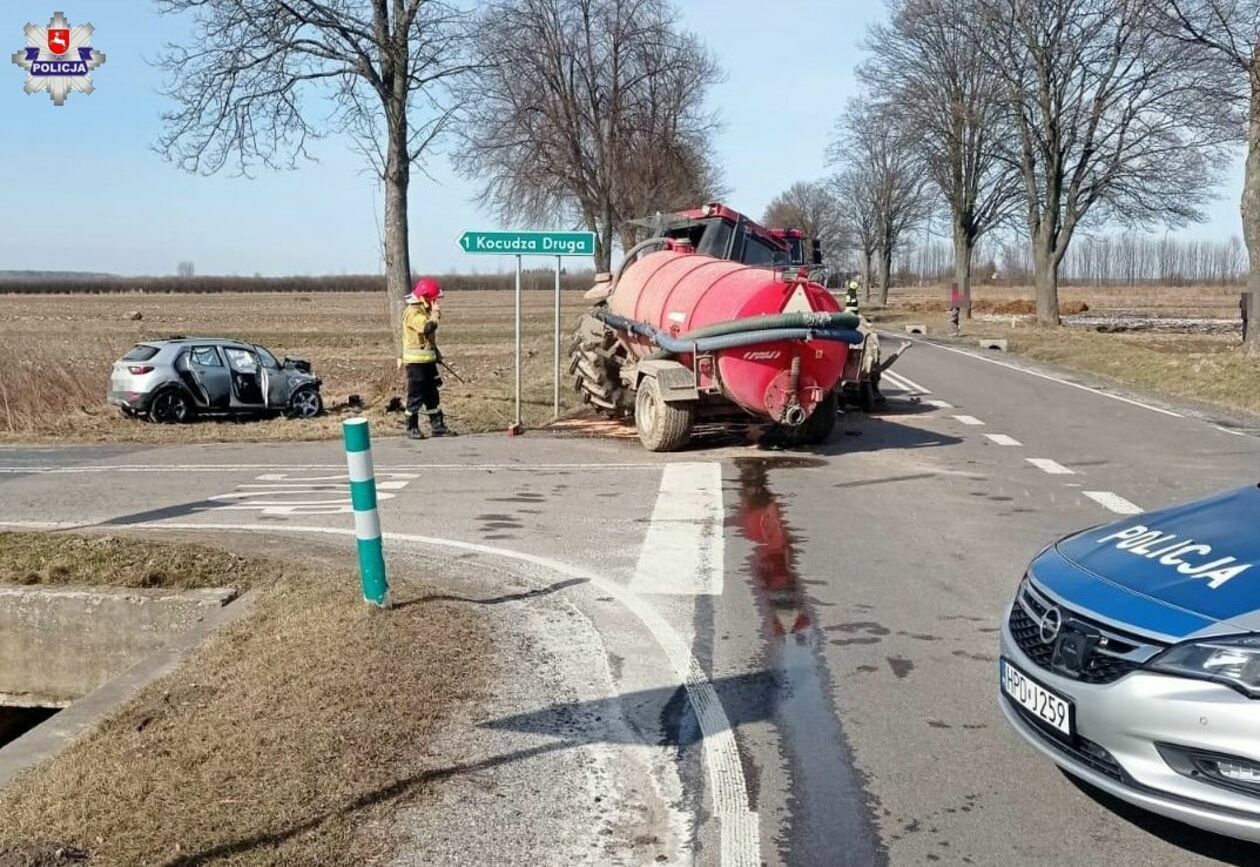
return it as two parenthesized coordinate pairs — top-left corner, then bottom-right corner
(554, 255), (562, 417)
(458, 229), (596, 432)
(513, 254), (522, 434)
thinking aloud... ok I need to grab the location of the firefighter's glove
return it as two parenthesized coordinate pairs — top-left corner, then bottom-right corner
(423, 321), (438, 338)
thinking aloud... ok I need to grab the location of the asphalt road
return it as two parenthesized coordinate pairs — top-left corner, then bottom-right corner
(3, 336), (1260, 865)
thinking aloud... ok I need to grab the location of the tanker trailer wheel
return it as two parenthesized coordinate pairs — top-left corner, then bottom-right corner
(634, 377), (694, 452)
(779, 391), (838, 447)
(568, 313), (625, 415)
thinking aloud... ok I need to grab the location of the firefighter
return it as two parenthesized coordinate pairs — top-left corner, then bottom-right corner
(844, 280), (860, 313)
(401, 277), (454, 439)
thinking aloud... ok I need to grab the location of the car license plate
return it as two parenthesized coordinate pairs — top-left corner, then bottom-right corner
(1001, 657), (1073, 737)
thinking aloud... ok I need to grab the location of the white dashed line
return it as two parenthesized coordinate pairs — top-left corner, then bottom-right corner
(1026, 458), (1075, 475)
(922, 399), (954, 410)
(1084, 491), (1144, 515)
(884, 369), (931, 395)
(984, 434), (1022, 447)
(953, 415), (986, 426)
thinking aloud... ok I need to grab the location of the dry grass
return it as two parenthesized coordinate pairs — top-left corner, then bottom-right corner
(0, 290), (590, 442)
(0, 531), (285, 589)
(873, 284), (1260, 418)
(0, 534), (489, 866)
(886, 281), (1245, 318)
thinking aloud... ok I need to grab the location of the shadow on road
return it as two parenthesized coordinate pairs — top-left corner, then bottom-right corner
(483, 670), (778, 747)
(1063, 771), (1260, 865)
(101, 500), (224, 525)
(394, 577), (590, 609)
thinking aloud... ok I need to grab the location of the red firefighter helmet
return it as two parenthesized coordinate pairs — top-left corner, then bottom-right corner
(409, 277), (443, 304)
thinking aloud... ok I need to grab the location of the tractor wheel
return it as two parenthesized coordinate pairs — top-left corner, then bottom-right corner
(568, 312), (625, 414)
(634, 376), (694, 452)
(778, 392), (838, 447)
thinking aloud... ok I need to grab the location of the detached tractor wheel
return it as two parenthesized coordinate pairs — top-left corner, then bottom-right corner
(568, 312), (626, 414)
(634, 376), (694, 452)
(779, 391), (838, 447)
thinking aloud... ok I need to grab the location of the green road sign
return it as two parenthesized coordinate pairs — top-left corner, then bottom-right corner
(459, 230), (595, 257)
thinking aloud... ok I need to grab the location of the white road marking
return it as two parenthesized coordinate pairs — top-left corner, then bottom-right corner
(882, 369), (931, 395)
(1026, 458), (1075, 475)
(1214, 425), (1247, 437)
(1084, 491), (1145, 515)
(922, 399), (953, 410)
(205, 472), (418, 515)
(0, 463), (664, 474)
(632, 463), (725, 595)
(953, 415), (986, 426)
(984, 434), (1023, 447)
(898, 336), (1184, 418)
(0, 518), (760, 866)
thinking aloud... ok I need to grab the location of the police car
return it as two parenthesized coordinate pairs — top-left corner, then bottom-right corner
(999, 484), (1260, 842)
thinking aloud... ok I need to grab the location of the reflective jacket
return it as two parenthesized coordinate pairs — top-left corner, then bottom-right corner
(402, 301), (440, 364)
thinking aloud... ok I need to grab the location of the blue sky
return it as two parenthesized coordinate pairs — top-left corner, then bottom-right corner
(0, 1), (1246, 276)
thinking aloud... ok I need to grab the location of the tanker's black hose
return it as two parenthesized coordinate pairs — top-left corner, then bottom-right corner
(672, 311), (860, 339)
(594, 310), (864, 357)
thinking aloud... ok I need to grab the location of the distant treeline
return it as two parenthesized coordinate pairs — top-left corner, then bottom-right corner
(891, 233), (1247, 287)
(0, 270), (598, 295)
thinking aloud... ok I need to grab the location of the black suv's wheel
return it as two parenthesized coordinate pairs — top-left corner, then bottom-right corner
(634, 376), (694, 452)
(287, 385), (323, 419)
(148, 389), (194, 424)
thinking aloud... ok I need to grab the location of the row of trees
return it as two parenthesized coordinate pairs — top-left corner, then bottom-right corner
(154, 0), (723, 327)
(889, 233), (1248, 287)
(824, 0), (1260, 352)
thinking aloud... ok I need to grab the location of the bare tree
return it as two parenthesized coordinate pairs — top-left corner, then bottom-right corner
(1156, 0), (1260, 351)
(830, 98), (930, 305)
(176, 261), (195, 278)
(832, 169), (879, 298)
(973, 0), (1231, 325)
(861, 0), (1019, 319)
(762, 180), (850, 269)
(155, 0), (468, 329)
(453, 0), (721, 272)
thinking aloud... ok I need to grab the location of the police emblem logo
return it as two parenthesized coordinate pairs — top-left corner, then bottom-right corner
(11, 11), (106, 106)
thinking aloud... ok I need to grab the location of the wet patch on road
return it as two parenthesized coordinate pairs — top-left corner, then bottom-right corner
(732, 457), (887, 865)
(886, 656), (914, 679)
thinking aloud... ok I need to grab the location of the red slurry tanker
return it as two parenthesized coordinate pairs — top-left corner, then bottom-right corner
(570, 203), (863, 451)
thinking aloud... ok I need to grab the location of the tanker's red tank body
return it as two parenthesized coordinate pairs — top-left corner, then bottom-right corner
(609, 248), (848, 419)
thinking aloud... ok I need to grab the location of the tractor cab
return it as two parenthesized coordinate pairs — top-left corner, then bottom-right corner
(628, 202), (793, 268)
(768, 228), (824, 269)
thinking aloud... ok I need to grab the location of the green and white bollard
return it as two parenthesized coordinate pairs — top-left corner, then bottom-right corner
(343, 417), (389, 607)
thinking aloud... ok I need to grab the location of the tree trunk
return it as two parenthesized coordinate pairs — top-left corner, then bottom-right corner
(619, 225), (639, 256)
(1242, 63), (1260, 355)
(594, 220), (614, 273)
(383, 129), (412, 344)
(953, 228), (974, 320)
(860, 251), (872, 302)
(877, 246), (892, 306)
(1032, 228), (1061, 326)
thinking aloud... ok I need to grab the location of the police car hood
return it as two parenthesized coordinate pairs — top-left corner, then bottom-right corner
(1049, 485), (1260, 638)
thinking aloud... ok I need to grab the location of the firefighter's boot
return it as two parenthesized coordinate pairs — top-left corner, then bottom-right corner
(429, 411), (456, 437)
(405, 413), (424, 440)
